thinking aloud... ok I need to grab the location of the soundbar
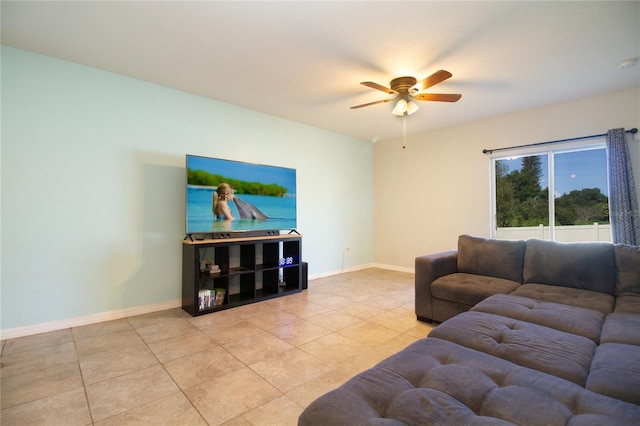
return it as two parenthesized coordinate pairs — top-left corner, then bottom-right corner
(185, 230), (281, 241)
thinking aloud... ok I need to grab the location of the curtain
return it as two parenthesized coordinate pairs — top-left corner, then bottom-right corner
(606, 128), (640, 245)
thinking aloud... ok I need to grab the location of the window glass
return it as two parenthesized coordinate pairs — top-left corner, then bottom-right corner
(553, 149), (610, 242)
(495, 154), (549, 240)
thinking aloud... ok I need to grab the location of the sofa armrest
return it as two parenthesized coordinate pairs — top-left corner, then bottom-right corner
(415, 250), (458, 322)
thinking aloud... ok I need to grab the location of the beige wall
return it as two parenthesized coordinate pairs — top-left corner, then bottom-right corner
(373, 87), (640, 269)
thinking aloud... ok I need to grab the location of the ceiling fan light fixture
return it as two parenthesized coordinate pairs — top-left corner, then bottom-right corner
(406, 101), (419, 115)
(392, 99), (408, 116)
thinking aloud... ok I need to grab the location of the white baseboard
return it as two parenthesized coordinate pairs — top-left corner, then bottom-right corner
(307, 263), (414, 280)
(370, 263), (415, 274)
(307, 263), (374, 280)
(1, 299), (182, 340)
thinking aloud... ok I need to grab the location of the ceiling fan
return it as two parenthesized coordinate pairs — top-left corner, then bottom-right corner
(350, 70), (461, 116)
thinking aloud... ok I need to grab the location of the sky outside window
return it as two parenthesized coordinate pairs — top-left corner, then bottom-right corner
(499, 148), (607, 197)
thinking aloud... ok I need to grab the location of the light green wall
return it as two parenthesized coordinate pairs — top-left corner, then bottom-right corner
(374, 87), (640, 268)
(1, 46), (374, 331)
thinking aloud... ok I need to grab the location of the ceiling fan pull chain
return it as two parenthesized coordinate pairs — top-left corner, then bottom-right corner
(403, 115), (407, 149)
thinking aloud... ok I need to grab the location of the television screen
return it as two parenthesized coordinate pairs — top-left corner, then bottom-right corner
(186, 155), (297, 235)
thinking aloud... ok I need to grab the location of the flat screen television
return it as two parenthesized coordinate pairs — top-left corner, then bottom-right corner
(186, 155), (297, 235)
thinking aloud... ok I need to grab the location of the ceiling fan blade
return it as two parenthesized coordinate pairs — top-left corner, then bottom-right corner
(360, 81), (396, 94)
(411, 70), (453, 92)
(413, 93), (462, 102)
(350, 99), (394, 109)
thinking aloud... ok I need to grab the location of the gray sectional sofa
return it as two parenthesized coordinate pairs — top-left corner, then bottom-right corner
(416, 234), (633, 323)
(298, 235), (640, 425)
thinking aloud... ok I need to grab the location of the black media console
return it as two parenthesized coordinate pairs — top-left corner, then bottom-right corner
(181, 234), (302, 316)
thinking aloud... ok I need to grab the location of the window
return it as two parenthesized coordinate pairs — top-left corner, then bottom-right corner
(491, 142), (611, 242)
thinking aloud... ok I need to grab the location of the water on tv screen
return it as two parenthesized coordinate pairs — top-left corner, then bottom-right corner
(186, 155), (297, 234)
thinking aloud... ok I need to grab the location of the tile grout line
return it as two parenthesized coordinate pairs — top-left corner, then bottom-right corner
(71, 327), (97, 425)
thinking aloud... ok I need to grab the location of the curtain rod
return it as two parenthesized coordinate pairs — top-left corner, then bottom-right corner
(482, 128), (638, 155)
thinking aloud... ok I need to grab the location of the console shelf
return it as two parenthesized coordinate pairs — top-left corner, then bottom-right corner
(181, 234), (302, 316)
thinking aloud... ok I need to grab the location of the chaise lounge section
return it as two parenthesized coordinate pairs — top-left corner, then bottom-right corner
(298, 235), (640, 425)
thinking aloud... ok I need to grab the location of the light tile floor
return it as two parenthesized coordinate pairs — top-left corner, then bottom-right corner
(0, 268), (435, 425)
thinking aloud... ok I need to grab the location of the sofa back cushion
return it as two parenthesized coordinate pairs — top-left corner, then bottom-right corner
(457, 235), (525, 283)
(523, 239), (615, 294)
(614, 244), (640, 296)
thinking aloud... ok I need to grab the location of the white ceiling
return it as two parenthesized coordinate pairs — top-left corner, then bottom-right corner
(2, 1), (639, 142)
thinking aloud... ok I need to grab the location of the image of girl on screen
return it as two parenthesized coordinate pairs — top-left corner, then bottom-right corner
(212, 183), (235, 220)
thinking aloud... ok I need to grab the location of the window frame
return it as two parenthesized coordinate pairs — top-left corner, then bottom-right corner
(489, 138), (607, 241)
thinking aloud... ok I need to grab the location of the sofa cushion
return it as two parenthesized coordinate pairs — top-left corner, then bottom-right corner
(510, 283), (615, 315)
(600, 313), (640, 345)
(523, 239), (615, 294)
(429, 311), (596, 386)
(615, 244), (640, 296)
(471, 294), (604, 343)
(615, 294), (640, 314)
(587, 343), (640, 405)
(431, 273), (521, 306)
(457, 234), (525, 283)
(299, 337), (640, 426)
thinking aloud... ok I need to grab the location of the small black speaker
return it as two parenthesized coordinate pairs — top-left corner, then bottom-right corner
(301, 261), (308, 290)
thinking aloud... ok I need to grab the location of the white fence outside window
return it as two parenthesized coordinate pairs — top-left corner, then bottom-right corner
(496, 223), (611, 242)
